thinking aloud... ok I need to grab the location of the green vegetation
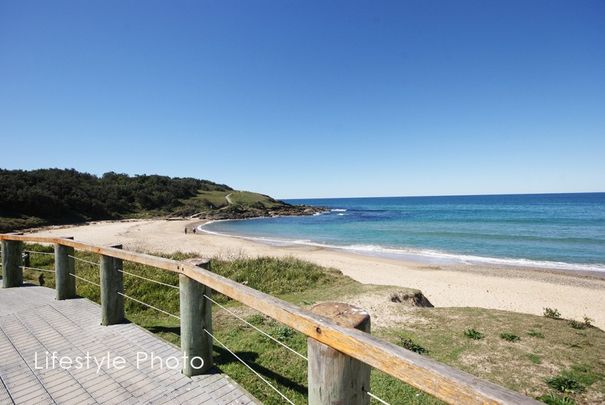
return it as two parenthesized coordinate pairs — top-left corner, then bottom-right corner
(529, 354), (542, 364)
(399, 337), (429, 354)
(539, 393), (576, 405)
(0, 168), (314, 232)
(544, 308), (562, 319)
(16, 244), (605, 404)
(500, 332), (521, 342)
(0, 168), (229, 231)
(464, 328), (485, 340)
(528, 330), (545, 338)
(547, 375), (585, 394)
(570, 320), (588, 330)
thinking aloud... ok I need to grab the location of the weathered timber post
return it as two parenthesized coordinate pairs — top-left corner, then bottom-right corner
(100, 244), (125, 325)
(1, 239), (23, 288)
(55, 237), (76, 300)
(308, 302), (371, 405)
(180, 259), (213, 376)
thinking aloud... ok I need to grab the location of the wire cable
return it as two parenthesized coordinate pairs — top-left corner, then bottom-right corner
(68, 255), (99, 267)
(23, 250), (54, 256)
(20, 266), (55, 274)
(69, 273), (100, 287)
(117, 292), (180, 320)
(203, 328), (295, 404)
(203, 293), (307, 361)
(367, 391), (391, 405)
(118, 269), (179, 289)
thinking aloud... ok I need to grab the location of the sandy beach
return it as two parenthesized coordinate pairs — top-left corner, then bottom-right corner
(27, 219), (605, 329)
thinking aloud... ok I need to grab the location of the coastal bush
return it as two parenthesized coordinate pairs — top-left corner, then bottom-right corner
(463, 328), (484, 340)
(500, 332), (520, 342)
(399, 337), (428, 354)
(545, 375), (585, 393)
(543, 308), (561, 319)
(0, 169), (232, 232)
(583, 316), (593, 327)
(568, 320), (586, 330)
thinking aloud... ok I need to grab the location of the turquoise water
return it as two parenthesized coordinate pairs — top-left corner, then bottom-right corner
(201, 193), (605, 272)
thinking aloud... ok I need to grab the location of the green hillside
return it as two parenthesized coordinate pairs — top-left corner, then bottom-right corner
(0, 168), (318, 232)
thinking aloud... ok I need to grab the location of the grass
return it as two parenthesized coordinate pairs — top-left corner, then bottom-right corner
(539, 393), (577, 405)
(16, 243), (605, 404)
(228, 191), (282, 209)
(500, 332), (521, 342)
(464, 328), (485, 340)
(528, 330), (545, 338)
(399, 337), (429, 354)
(529, 354), (542, 364)
(379, 307), (605, 404)
(186, 190), (283, 211)
(546, 375), (585, 394)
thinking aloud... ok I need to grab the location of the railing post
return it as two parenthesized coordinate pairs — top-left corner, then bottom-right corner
(55, 237), (76, 300)
(308, 302), (371, 405)
(179, 259), (213, 376)
(100, 244), (124, 325)
(1, 239), (23, 288)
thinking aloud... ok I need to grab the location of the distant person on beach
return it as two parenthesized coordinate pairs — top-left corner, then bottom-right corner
(184, 228), (188, 234)
(192, 228), (197, 234)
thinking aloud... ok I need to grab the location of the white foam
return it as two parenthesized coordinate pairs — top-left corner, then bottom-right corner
(331, 208), (347, 212)
(197, 222), (605, 273)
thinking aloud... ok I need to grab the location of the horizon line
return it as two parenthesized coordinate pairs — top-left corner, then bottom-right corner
(279, 191), (605, 200)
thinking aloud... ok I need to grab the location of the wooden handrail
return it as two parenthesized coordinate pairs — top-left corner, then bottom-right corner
(0, 233), (538, 404)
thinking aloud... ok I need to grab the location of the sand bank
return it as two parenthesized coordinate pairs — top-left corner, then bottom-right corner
(27, 219), (605, 329)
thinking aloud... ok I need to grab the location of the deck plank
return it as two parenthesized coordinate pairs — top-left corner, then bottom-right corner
(0, 284), (257, 404)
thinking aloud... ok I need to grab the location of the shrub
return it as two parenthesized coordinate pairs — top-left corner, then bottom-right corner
(568, 320), (586, 330)
(464, 329), (484, 340)
(546, 375), (585, 393)
(275, 326), (294, 341)
(246, 314), (266, 326)
(538, 393), (576, 405)
(583, 316), (593, 327)
(544, 308), (561, 319)
(528, 354), (542, 364)
(500, 332), (520, 342)
(399, 337), (428, 354)
(528, 330), (545, 338)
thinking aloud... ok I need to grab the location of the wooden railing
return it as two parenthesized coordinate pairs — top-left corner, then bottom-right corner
(0, 233), (539, 404)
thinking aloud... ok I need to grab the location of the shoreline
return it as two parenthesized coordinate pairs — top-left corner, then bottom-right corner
(24, 218), (605, 329)
(198, 220), (605, 280)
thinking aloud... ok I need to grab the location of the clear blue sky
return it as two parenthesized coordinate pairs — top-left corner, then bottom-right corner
(1, 1), (603, 198)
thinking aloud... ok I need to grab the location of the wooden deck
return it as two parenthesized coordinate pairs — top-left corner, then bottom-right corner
(0, 282), (257, 405)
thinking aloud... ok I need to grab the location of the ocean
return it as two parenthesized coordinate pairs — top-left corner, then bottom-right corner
(200, 193), (605, 272)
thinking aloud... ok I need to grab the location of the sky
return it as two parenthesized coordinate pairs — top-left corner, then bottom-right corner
(1, 1), (604, 199)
